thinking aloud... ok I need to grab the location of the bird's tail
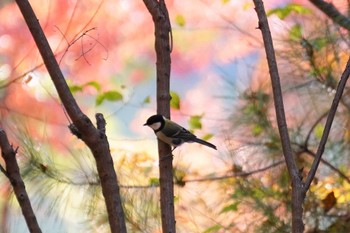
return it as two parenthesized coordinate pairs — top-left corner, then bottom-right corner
(193, 138), (217, 150)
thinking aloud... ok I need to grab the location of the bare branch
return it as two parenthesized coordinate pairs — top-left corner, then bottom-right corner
(0, 129), (42, 233)
(0, 63), (45, 89)
(304, 149), (350, 184)
(143, 0), (175, 232)
(252, 0), (299, 183)
(14, 1), (126, 232)
(304, 57), (350, 191)
(253, 1), (305, 232)
(309, 0), (350, 31)
(184, 160), (284, 183)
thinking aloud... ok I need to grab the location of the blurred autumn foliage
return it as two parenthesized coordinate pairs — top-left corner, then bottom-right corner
(0, 0), (350, 233)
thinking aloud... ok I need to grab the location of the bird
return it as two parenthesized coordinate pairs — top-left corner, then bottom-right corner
(144, 114), (217, 150)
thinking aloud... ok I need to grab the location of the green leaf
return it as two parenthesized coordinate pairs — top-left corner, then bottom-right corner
(277, 170), (290, 188)
(267, 7), (291, 19)
(143, 96), (151, 104)
(204, 225), (222, 233)
(104, 91), (123, 101)
(202, 133), (213, 141)
(96, 91), (123, 106)
(174, 167), (186, 187)
(253, 187), (266, 199)
(311, 37), (328, 50)
(175, 14), (186, 27)
(267, 3), (311, 20)
(264, 135), (281, 152)
(69, 85), (83, 93)
(84, 81), (101, 91)
(231, 187), (247, 199)
(95, 96), (104, 106)
(149, 177), (159, 186)
(189, 115), (202, 130)
(289, 24), (302, 41)
(252, 124), (263, 136)
(221, 202), (240, 213)
(314, 124), (324, 139)
(170, 91), (180, 109)
(291, 4), (312, 14)
(69, 81), (101, 93)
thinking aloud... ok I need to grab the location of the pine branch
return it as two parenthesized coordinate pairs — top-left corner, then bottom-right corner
(0, 129), (42, 233)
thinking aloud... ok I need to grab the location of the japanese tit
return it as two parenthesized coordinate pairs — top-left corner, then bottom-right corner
(144, 114), (217, 150)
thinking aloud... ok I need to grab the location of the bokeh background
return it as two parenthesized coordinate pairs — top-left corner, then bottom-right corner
(1, 0), (350, 232)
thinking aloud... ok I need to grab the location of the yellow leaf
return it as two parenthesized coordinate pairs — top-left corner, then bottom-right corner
(175, 14), (186, 27)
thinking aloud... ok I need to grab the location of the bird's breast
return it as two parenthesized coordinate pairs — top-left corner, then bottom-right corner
(156, 131), (178, 146)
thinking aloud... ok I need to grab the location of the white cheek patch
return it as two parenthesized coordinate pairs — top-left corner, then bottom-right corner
(149, 122), (161, 131)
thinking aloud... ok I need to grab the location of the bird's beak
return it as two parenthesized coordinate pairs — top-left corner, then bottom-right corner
(143, 123), (147, 126)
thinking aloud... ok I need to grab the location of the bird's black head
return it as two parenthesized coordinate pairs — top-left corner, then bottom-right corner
(143, 114), (165, 126)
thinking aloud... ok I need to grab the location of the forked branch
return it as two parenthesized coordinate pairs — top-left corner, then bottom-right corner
(14, 1), (126, 232)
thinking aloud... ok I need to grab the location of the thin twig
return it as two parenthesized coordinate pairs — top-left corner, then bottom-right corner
(304, 111), (329, 147)
(0, 63), (45, 89)
(304, 149), (350, 183)
(0, 129), (42, 233)
(304, 57), (350, 191)
(184, 160), (284, 183)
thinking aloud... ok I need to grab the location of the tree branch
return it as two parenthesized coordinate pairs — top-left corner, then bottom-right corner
(0, 164), (9, 179)
(309, 0), (350, 31)
(304, 111), (329, 148)
(252, 0), (299, 184)
(253, 1), (305, 232)
(184, 160), (284, 183)
(0, 129), (42, 233)
(14, 1), (126, 232)
(304, 57), (350, 191)
(143, 0), (175, 232)
(304, 149), (350, 184)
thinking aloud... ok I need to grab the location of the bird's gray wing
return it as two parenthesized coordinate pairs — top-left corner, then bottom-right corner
(163, 120), (196, 140)
(162, 119), (216, 149)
